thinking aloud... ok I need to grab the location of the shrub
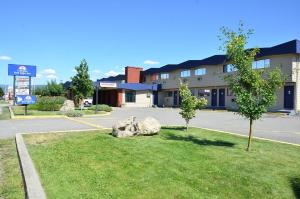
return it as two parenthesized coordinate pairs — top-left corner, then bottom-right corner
(35, 96), (66, 111)
(88, 104), (112, 112)
(64, 111), (83, 117)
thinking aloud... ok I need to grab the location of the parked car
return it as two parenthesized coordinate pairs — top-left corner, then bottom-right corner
(83, 98), (93, 107)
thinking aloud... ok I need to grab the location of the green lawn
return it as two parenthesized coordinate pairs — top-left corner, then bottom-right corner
(24, 128), (300, 199)
(0, 107), (11, 120)
(0, 139), (24, 198)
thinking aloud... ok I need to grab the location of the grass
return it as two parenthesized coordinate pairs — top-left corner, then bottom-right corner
(0, 107), (11, 120)
(0, 100), (8, 104)
(0, 139), (24, 198)
(24, 127), (300, 199)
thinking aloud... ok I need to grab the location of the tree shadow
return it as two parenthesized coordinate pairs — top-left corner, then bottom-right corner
(163, 134), (235, 147)
(161, 126), (186, 131)
(290, 177), (300, 199)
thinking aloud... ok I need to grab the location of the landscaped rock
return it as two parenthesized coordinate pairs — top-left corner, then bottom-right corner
(137, 117), (161, 135)
(112, 116), (161, 138)
(59, 100), (75, 112)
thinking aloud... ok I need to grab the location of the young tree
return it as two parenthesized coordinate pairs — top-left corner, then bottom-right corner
(179, 81), (207, 131)
(220, 23), (285, 151)
(71, 59), (93, 105)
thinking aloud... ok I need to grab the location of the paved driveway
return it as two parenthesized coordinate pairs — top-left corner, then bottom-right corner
(0, 107), (300, 145)
(78, 107), (300, 145)
(0, 118), (96, 138)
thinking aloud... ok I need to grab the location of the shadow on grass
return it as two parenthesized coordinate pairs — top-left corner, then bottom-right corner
(161, 126), (186, 131)
(291, 177), (300, 199)
(163, 134), (235, 147)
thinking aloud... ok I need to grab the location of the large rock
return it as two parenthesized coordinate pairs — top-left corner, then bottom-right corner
(112, 116), (161, 138)
(137, 117), (161, 135)
(60, 100), (75, 112)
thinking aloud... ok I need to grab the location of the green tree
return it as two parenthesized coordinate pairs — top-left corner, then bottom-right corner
(71, 59), (93, 105)
(0, 87), (4, 98)
(46, 80), (64, 96)
(220, 23), (285, 151)
(179, 81), (207, 131)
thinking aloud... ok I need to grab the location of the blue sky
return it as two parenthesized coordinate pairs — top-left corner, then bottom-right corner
(1, 0), (299, 85)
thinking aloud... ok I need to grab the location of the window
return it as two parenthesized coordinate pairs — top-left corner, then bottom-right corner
(161, 73), (169, 79)
(198, 89), (210, 97)
(190, 88), (195, 96)
(151, 74), (159, 81)
(167, 91), (173, 97)
(227, 88), (233, 96)
(181, 70), (191, 77)
(195, 68), (206, 76)
(125, 91), (136, 102)
(252, 59), (270, 69)
(223, 64), (237, 73)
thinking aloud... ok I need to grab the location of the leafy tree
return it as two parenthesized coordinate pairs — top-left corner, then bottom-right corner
(71, 59), (93, 105)
(46, 80), (64, 96)
(0, 87), (4, 98)
(220, 23), (285, 151)
(179, 81), (207, 131)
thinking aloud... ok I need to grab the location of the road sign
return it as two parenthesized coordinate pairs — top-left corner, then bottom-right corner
(15, 77), (30, 95)
(8, 64), (37, 77)
(15, 95), (36, 105)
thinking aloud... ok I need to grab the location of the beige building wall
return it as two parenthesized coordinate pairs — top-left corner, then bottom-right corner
(145, 54), (299, 111)
(122, 90), (153, 108)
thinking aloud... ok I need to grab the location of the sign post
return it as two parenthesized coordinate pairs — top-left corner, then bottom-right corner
(8, 64), (37, 115)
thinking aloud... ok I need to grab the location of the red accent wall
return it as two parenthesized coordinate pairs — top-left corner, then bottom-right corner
(117, 90), (123, 107)
(125, 66), (143, 83)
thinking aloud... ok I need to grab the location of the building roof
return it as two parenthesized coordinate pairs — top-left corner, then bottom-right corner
(143, 39), (300, 74)
(98, 74), (125, 82)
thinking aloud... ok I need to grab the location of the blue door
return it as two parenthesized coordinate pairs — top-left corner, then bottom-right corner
(173, 91), (178, 106)
(211, 89), (217, 107)
(284, 86), (294, 109)
(219, 88), (225, 107)
(153, 91), (158, 106)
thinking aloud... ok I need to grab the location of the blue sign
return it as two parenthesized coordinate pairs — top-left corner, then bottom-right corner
(15, 95), (37, 105)
(8, 64), (37, 77)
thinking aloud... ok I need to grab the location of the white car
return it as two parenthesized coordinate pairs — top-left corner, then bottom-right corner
(83, 98), (93, 107)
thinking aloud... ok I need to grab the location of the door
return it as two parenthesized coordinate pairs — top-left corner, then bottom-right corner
(211, 89), (217, 107)
(219, 88), (225, 107)
(284, 86), (294, 109)
(173, 91), (178, 106)
(153, 91), (158, 106)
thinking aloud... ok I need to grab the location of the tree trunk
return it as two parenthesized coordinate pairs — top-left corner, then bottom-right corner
(246, 118), (253, 151)
(186, 120), (189, 132)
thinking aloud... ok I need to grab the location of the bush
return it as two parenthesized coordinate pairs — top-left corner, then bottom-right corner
(88, 104), (112, 112)
(64, 111), (83, 117)
(34, 96), (66, 111)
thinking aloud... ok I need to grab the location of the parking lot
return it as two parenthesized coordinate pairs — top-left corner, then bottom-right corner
(0, 107), (300, 145)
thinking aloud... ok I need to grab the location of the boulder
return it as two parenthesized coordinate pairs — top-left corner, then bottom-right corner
(137, 117), (161, 135)
(60, 100), (75, 112)
(112, 116), (161, 138)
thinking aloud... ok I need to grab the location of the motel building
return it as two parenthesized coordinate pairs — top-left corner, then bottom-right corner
(94, 39), (300, 113)
(94, 67), (160, 107)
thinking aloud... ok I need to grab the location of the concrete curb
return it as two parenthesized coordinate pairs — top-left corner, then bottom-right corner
(8, 106), (15, 119)
(15, 134), (47, 199)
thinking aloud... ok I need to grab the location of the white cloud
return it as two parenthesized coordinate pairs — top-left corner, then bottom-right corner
(46, 74), (57, 80)
(144, 60), (160, 65)
(40, 68), (58, 80)
(0, 55), (12, 61)
(104, 70), (120, 77)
